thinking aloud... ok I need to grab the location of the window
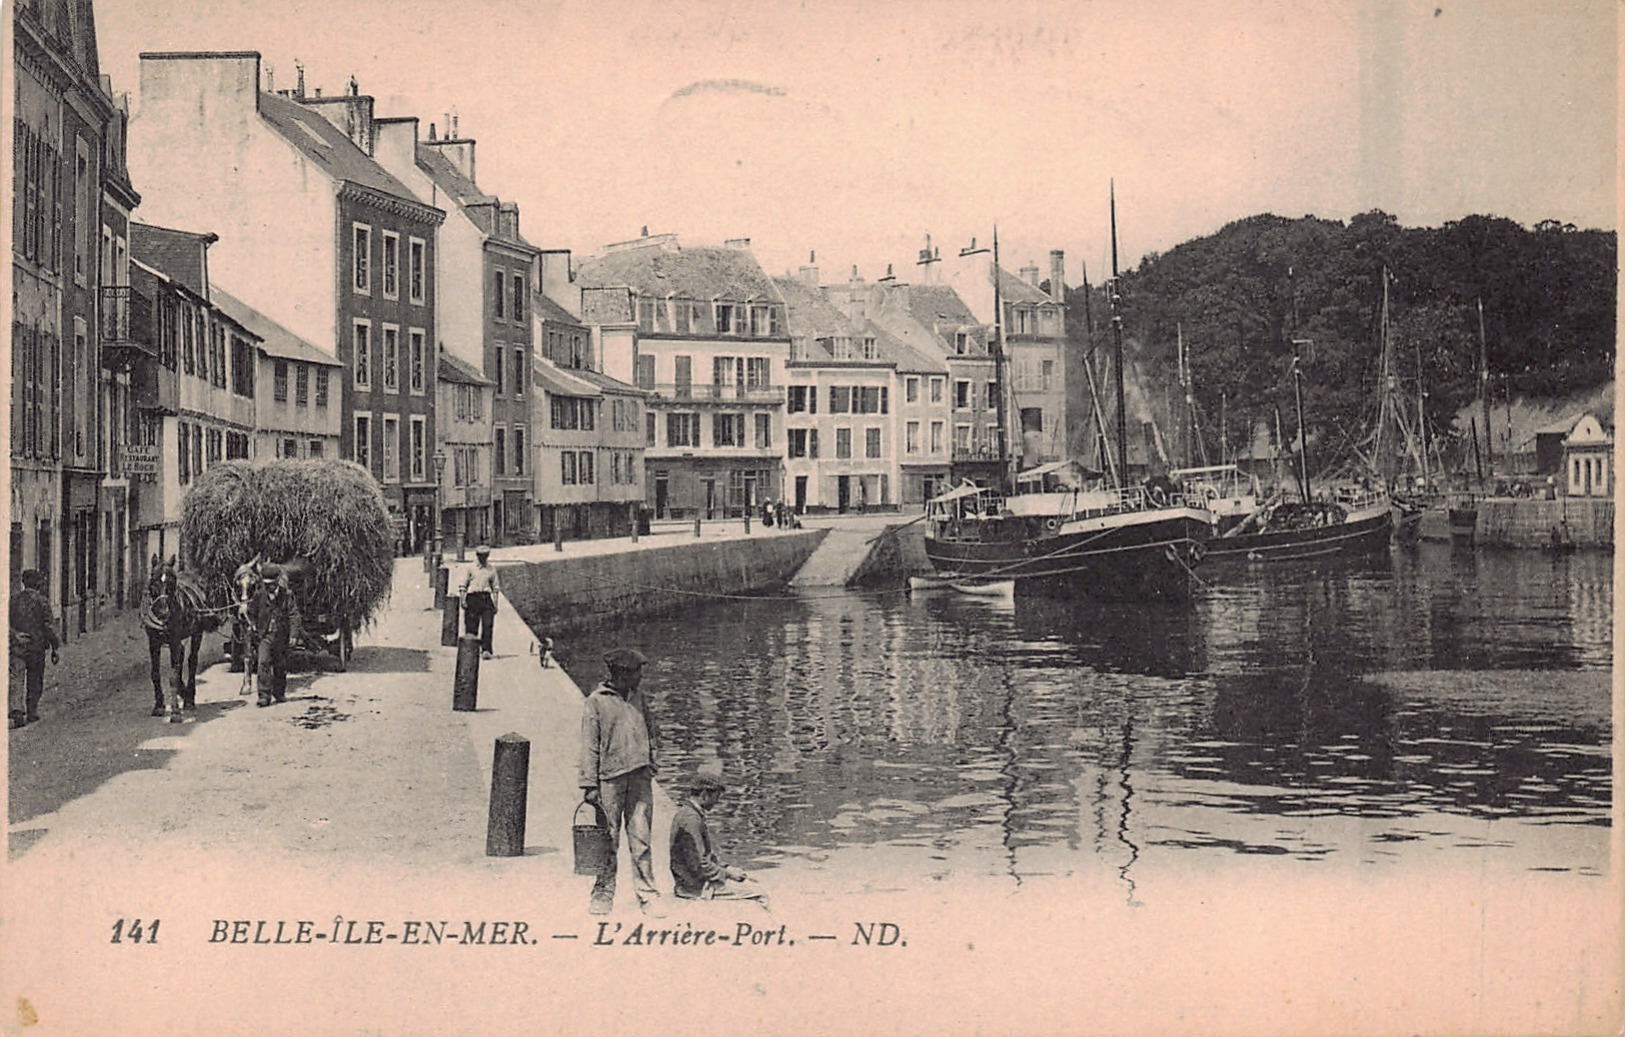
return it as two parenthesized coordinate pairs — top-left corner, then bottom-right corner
(578, 450), (594, 485)
(788, 385), (816, 413)
(646, 412), (656, 446)
(495, 428), (507, 475)
(495, 347), (505, 396)
(562, 451), (577, 485)
(954, 380), (970, 409)
(754, 413), (771, 449)
(409, 329), (426, 394)
(906, 421), (920, 454)
(494, 269), (507, 319)
(382, 232), (399, 298)
(713, 413), (744, 447)
(274, 359), (289, 402)
(866, 427), (882, 459)
(612, 452), (623, 485)
(954, 423), (971, 451)
(353, 321), (372, 389)
(182, 304), (194, 374)
(281, 437), (297, 459)
(295, 364), (309, 407)
(635, 354), (655, 388)
(835, 427), (852, 459)
(308, 440), (323, 458)
(1041, 359), (1054, 390)
(861, 336), (878, 360)
(178, 420), (190, 484)
(513, 348), (525, 398)
(381, 415), (399, 481)
(955, 332), (969, 355)
(512, 274), (526, 322)
(856, 386), (887, 414)
(354, 413), (372, 470)
(788, 428), (818, 459)
(550, 396), (595, 430)
(985, 382), (998, 410)
(514, 427), (525, 476)
(931, 421), (944, 454)
(930, 377), (944, 403)
(1021, 407), (1044, 433)
(667, 413), (700, 448)
(829, 386), (851, 413)
(715, 302), (737, 334)
(315, 368), (329, 407)
(353, 223), (372, 294)
(409, 238), (426, 303)
(74, 137), (90, 285)
(745, 357), (769, 389)
(410, 417), (426, 480)
(382, 325), (399, 392)
(832, 336), (852, 360)
(906, 377), (919, 403)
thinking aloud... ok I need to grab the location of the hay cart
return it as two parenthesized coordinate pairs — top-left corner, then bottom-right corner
(184, 459), (397, 677)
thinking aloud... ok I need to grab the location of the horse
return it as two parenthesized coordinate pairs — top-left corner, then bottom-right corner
(140, 556), (232, 723)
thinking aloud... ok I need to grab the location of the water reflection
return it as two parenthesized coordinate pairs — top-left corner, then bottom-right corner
(551, 544), (1611, 890)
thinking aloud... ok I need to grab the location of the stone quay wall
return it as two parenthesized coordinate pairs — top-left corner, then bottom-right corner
(1418, 498), (1615, 548)
(500, 529), (827, 637)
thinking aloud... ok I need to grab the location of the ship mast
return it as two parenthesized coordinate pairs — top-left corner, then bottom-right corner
(1110, 182), (1128, 489)
(1478, 297), (1492, 478)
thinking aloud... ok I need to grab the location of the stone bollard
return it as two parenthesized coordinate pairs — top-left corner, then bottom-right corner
(744, 509), (751, 534)
(694, 516), (702, 539)
(630, 504), (639, 544)
(554, 523), (564, 553)
(485, 733), (530, 857)
(441, 594), (460, 647)
(453, 634), (481, 711)
(433, 562), (448, 610)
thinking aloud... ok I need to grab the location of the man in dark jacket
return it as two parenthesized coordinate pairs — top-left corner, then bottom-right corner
(670, 773), (767, 906)
(9, 569), (59, 729)
(244, 563), (301, 707)
(579, 647), (664, 917)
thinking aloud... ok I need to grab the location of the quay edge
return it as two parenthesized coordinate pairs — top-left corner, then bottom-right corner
(499, 528), (828, 637)
(1418, 497), (1614, 549)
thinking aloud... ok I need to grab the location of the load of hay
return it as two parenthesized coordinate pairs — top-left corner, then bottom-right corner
(181, 459), (396, 630)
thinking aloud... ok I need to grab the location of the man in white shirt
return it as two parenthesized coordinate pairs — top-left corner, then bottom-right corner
(456, 545), (502, 659)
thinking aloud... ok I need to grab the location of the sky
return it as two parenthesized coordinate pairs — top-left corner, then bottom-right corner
(95, 0), (1618, 289)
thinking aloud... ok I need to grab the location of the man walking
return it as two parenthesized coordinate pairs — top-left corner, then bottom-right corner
(244, 562), (301, 707)
(579, 647), (664, 917)
(457, 545), (501, 659)
(671, 773), (768, 906)
(9, 569), (59, 729)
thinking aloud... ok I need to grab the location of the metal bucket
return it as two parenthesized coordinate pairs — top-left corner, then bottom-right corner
(572, 801), (612, 876)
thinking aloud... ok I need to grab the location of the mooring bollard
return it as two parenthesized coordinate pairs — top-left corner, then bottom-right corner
(453, 634), (481, 711)
(433, 562), (448, 610)
(441, 593), (460, 647)
(486, 733), (530, 857)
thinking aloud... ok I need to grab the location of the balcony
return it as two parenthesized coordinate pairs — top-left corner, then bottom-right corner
(131, 353), (179, 413)
(99, 285), (156, 371)
(647, 383), (785, 405)
(952, 441), (1007, 463)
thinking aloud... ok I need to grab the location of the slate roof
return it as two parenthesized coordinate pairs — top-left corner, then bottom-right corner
(773, 276), (946, 374)
(995, 264), (1053, 305)
(438, 351), (493, 386)
(131, 222), (216, 298)
(580, 286), (634, 324)
(534, 292), (582, 326)
(866, 282), (987, 364)
(212, 286), (340, 366)
(258, 91), (427, 206)
(576, 239), (782, 302)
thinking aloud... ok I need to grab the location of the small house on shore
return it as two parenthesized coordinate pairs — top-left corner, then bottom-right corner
(1563, 411), (1613, 498)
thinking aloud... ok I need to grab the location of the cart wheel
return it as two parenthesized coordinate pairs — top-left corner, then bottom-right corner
(336, 624), (353, 671)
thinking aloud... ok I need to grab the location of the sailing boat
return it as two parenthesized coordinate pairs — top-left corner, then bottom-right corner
(1202, 276), (1393, 565)
(1446, 300), (1490, 546)
(923, 191), (1215, 601)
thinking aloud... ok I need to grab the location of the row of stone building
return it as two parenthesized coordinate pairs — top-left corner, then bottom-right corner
(11, 3), (1077, 640)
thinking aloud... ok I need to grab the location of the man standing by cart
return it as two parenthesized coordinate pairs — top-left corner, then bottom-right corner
(457, 544), (502, 659)
(244, 562), (301, 707)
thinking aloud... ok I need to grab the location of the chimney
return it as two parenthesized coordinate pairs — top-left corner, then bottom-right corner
(265, 63), (274, 93)
(849, 264), (863, 284)
(878, 263), (896, 284)
(428, 122), (437, 140)
(295, 59), (305, 98)
(724, 237), (752, 251)
(1020, 261), (1041, 287)
(1049, 250), (1066, 301)
(798, 249), (819, 287)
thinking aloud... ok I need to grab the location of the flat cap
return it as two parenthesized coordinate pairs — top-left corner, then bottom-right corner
(260, 563), (282, 580)
(689, 773), (726, 793)
(603, 647), (647, 670)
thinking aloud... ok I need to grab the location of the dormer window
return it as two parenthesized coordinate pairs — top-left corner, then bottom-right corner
(862, 336), (877, 360)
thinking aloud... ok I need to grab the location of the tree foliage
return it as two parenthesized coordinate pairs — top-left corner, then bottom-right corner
(1069, 212), (1615, 469)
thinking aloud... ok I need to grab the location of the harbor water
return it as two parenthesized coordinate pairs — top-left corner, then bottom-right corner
(553, 542), (1612, 898)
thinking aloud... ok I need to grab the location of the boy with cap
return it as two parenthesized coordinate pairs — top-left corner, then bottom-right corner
(670, 773), (767, 905)
(579, 646), (664, 916)
(457, 545), (501, 659)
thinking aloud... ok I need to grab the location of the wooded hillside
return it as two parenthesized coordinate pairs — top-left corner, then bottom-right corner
(1066, 211), (1615, 469)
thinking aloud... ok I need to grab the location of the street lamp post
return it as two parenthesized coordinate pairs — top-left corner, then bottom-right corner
(431, 449), (448, 608)
(432, 449), (447, 560)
